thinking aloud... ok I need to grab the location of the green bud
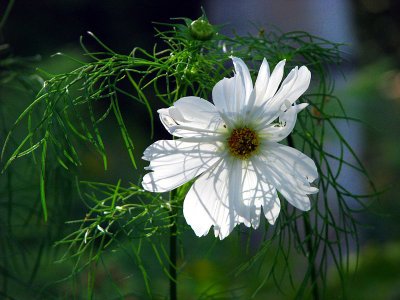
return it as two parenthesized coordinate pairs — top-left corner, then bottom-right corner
(189, 18), (215, 41)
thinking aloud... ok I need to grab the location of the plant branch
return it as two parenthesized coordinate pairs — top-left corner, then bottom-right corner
(287, 134), (319, 300)
(169, 191), (177, 300)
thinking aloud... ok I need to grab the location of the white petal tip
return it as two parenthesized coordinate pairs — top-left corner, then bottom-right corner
(157, 108), (169, 114)
(192, 227), (210, 238)
(296, 103), (309, 112)
(141, 174), (154, 192)
(300, 202), (311, 211)
(141, 173), (169, 193)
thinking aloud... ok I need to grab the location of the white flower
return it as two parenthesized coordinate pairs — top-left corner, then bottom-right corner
(142, 57), (318, 239)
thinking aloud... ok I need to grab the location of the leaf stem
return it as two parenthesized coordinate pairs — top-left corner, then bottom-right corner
(287, 134), (319, 300)
(169, 191), (177, 300)
(303, 215), (319, 300)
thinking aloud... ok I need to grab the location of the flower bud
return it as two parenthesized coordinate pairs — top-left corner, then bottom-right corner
(189, 18), (215, 41)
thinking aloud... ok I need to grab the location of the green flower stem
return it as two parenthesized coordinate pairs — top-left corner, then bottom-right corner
(0, 0), (15, 31)
(287, 134), (319, 300)
(169, 190), (177, 300)
(303, 214), (319, 300)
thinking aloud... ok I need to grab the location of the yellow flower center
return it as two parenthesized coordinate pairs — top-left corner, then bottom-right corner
(227, 127), (259, 159)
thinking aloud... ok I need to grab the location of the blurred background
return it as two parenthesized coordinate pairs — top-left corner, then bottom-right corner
(1, 0), (400, 299)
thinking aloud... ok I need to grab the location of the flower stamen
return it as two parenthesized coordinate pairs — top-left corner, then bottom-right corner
(227, 127), (259, 159)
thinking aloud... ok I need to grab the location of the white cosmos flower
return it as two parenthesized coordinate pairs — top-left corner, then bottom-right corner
(142, 57), (318, 240)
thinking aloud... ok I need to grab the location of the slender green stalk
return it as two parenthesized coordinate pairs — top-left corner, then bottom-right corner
(0, 0), (15, 31)
(287, 134), (319, 300)
(169, 191), (177, 300)
(303, 215), (319, 300)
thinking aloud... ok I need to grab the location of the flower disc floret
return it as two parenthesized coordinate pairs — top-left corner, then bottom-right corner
(227, 127), (259, 159)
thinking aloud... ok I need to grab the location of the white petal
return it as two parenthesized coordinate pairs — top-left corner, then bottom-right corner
(262, 188), (281, 225)
(232, 56), (253, 105)
(142, 140), (221, 192)
(266, 67), (299, 111)
(237, 159), (281, 227)
(263, 59), (286, 102)
(212, 57), (254, 116)
(228, 159), (244, 226)
(261, 103), (308, 142)
(158, 96), (223, 138)
(158, 107), (181, 135)
(263, 169), (311, 211)
(265, 142), (318, 182)
(183, 159), (234, 239)
(212, 77), (236, 113)
(265, 66), (311, 116)
(173, 96), (219, 127)
(284, 66), (311, 103)
(254, 58), (270, 106)
(250, 60), (287, 125)
(183, 157), (284, 239)
(256, 146), (318, 211)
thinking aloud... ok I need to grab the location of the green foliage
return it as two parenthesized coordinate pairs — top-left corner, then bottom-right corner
(328, 242), (400, 299)
(1, 14), (377, 299)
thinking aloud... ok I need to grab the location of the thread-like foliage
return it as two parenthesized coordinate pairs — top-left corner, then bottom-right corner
(1, 14), (377, 299)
